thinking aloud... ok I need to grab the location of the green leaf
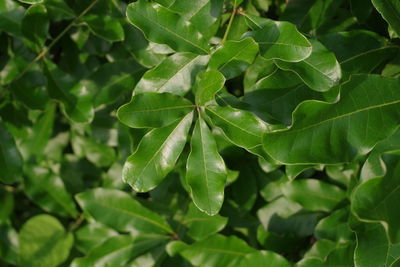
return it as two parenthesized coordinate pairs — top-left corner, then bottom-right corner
(360, 128), (400, 181)
(179, 234), (256, 266)
(372, 0), (400, 36)
(118, 92), (194, 128)
(350, 0), (374, 23)
(186, 116), (227, 215)
(182, 202), (228, 241)
(205, 104), (269, 156)
(123, 112), (193, 192)
(86, 59), (145, 107)
(9, 68), (49, 110)
(18, 0), (43, 3)
(123, 24), (166, 68)
(126, 0), (210, 55)
(257, 197), (320, 237)
(167, 0), (224, 36)
(21, 4), (49, 50)
(247, 19), (312, 62)
(75, 188), (173, 235)
(352, 155), (400, 243)
(20, 103), (55, 159)
(23, 166), (78, 218)
(275, 40), (341, 92)
(195, 70), (226, 105)
(71, 135), (116, 167)
(134, 52), (209, 96)
(75, 223), (118, 254)
(0, 122), (23, 184)
(243, 74), (322, 125)
(0, 0), (25, 36)
(0, 188), (13, 223)
(315, 208), (352, 242)
(297, 242), (355, 267)
(238, 251), (291, 267)
(0, 224), (19, 265)
(263, 75), (400, 164)
(208, 37), (259, 79)
(319, 30), (398, 75)
(44, 60), (94, 123)
(19, 214), (73, 267)
(353, 222), (400, 267)
(282, 179), (346, 212)
(281, 0), (342, 33)
(83, 14), (124, 42)
(71, 235), (168, 267)
(244, 56), (276, 91)
(43, 0), (74, 20)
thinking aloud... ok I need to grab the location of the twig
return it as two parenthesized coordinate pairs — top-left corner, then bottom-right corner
(221, 0), (238, 44)
(12, 0), (101, 81)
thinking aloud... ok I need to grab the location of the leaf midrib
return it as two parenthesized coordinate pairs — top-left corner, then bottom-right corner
(270, 99), (400, 135)
(133, 7), (209, 54)
(206, 107), (262, 138)
(133, 113), (191, 190)
(120, 104), (194, 114)
(88, 200), (172, 233)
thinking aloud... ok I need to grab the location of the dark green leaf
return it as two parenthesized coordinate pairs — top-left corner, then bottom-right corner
(23, 165), (78, 218)
(21, 4), (49, 50)
(352, 155), (400, 243)
(83, 15), (124, 42)
(282, 179), (346, 212)
(372, 0), (400, 36)
(263, 75), (400, 164)
(44, 60), (94, 123)
(75, 188), (173, 234)
(0, 122), (23, 184)
(275, 40), (341, 92)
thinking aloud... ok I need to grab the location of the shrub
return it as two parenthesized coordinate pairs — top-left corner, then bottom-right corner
(1, 0), (400, 266)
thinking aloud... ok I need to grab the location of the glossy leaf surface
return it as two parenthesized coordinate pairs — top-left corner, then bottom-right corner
(76, 188), (173, 235)
(186, 117), (227, 215)
(263, 75), (400, 164)
(134, 52), (209, 96)
(126, 0), (210, 55)
(118, 92), (194, 128)
(123, 112), (193, 191)
(275, 40), (341, 92)
(247, 19), (312, 62)
(208, 37), (258, 79)
(372, 0), (400, 36)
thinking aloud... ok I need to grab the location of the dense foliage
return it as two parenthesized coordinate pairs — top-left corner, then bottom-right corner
(1, 0), (400, 266)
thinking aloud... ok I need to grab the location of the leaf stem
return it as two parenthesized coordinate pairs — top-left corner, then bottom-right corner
(221, 0), (237, 44)
(69, 215), (84, 232)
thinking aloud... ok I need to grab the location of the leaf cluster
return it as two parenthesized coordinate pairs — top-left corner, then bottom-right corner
(1, 0), (400, 266)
